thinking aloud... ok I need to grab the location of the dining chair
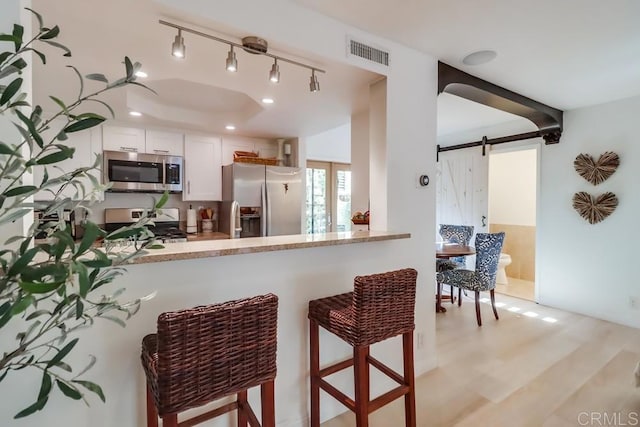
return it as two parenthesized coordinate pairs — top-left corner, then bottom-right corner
(436, 232), (505, 326)
(436, 224), (474, 302)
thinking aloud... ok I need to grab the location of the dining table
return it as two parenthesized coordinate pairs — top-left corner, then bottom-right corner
(435, 242), (475, 313)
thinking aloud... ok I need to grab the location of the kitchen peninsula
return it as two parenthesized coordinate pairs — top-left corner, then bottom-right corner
(27, 228), (432, 427)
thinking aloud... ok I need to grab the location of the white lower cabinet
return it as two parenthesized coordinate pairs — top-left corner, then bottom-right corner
(183, 135), (222, 201)
(33, 124), (104, 201)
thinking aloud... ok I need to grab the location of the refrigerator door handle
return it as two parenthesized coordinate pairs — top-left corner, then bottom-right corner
(261, 183), (267, 237)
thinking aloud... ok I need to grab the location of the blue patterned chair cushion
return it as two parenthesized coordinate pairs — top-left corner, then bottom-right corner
(436, 232), (505, 292)
(437, 224), (474, 270)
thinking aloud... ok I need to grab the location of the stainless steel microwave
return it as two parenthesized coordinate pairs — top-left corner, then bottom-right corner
(103, 150), (183, 193)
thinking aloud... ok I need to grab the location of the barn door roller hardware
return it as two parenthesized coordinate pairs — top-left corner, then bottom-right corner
(437, 62), (563, 161)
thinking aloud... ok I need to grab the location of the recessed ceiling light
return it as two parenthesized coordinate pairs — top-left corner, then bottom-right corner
(135, 71), (148, 78)
(462, 50), (497, 66)
(262, 98), (274, 104)
(225, 124), (236, 130)
(129, 111), (142, 117)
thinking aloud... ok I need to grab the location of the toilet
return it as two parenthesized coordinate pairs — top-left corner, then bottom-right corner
(496, 253), (512, 285)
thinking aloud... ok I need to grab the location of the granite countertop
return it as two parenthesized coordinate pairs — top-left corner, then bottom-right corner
(185, 232), (229, 241)
(130, 230), (410, 265)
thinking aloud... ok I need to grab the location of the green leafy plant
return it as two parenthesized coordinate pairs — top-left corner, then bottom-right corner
(0, 9), (165, 418)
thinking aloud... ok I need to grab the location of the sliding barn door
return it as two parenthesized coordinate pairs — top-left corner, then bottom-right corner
(436, 147), (489, 244)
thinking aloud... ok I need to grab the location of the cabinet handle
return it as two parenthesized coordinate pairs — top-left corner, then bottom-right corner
(120, 146), (138, 152)
(153, 149), (170, 153)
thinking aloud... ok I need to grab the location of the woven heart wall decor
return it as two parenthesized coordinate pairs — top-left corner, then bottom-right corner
(573, 151), (619, 185)
(572, 191), (618, 224)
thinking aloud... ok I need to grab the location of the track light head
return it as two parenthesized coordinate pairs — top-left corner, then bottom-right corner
(269, 59), (280, 83)
(226, 45), (238, 72)
(159, 21), (327, 91)
(309, 70), (320, 92)
(171, 30), (185, 58)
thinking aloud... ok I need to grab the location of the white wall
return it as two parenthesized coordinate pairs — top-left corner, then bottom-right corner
(369, 78), (387, 229)
(538, 94), (640, 328)
(489, 148), (537, 226)
(350, 110), (370, 218)
(305, 123), (351, 163)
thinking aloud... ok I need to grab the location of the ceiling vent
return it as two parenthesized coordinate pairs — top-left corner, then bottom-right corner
(347, 37), (389, 67)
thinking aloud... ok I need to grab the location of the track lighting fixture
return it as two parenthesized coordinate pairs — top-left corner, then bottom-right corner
(171, 29), (185, 58)
(226, 45), (237, 72)
(269, 59), (280, 83)
(309, 70), (320, 93)
(160, 20), (325, 91)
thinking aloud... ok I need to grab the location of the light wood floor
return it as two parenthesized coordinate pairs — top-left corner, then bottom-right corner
(322, 294), (640, 426)
(495, 277), (535, 301)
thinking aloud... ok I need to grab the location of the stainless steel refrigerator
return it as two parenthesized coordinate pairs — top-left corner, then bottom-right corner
(220, 163), (302, 238)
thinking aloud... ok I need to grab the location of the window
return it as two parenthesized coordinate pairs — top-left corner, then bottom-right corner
(306, 161), (351, 234)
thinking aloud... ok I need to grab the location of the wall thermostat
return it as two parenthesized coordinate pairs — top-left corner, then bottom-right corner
(418, 174), (430, 187)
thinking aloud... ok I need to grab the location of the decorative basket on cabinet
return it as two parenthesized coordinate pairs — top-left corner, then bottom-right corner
(233, 150), (278, 166)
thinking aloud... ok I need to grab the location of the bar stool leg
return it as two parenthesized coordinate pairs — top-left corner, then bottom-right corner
(353, 345), (369, 427)
(310, 319), (321, 427)
(237, 390), (248, 427)
(402, 332), (416, 427)
(363, 346), (370, 409)
(161, 414), (177, 427)
(145, 385), (158, 427)
(261, 379), (275, 427)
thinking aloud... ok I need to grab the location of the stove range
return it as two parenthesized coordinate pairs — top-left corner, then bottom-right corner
(153, 226), (188, 243)
(104, 208), (187, 244)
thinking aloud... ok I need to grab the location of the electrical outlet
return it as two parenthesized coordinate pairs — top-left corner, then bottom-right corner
(629, 296), (639, 310)
(417, 332), (425, 349)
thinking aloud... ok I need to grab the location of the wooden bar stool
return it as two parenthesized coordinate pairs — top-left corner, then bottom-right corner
(308, 268), (418, 427)
(141, 294), (278, 427)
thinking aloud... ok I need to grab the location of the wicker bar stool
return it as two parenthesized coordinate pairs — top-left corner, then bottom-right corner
(308, 268), (418, 427)
(141, 294), (278, 427)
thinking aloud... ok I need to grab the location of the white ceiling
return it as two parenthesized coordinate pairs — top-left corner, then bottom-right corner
(292, 0), (640, 139)
(292, 0), (640, 111)
(30, 0), (381, 139)
(30, 1), (640, 141)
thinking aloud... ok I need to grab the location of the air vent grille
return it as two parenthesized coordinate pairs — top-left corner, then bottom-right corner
(349, 39), (389, 66)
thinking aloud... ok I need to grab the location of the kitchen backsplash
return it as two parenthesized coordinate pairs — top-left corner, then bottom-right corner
(87, 193), (220, 231)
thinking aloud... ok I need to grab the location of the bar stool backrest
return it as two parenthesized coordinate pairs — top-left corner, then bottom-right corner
(155, 294), (278, 414)
(353, 268), (418, 346)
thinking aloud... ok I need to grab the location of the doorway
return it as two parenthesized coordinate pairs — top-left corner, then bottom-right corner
(435, 144), (539, 302)
(488, 146), (538, 301)
(306, 161), (351, 233)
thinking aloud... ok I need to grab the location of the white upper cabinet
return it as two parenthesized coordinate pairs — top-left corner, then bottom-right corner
(183, 135), (222, 201)
(102, 125), (145, 153)
(145, 130), (184, 156)
(33, 120), (104, 201)
(102, 126), (183, 156)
